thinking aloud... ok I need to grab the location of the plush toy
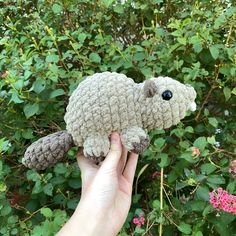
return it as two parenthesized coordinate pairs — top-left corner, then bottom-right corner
(22, 72), (197, 170)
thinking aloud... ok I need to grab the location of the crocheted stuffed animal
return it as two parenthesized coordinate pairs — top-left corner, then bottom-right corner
(23, 72), (197, 170)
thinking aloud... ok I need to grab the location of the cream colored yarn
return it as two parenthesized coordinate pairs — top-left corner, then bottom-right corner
(23, 72), (197, 170)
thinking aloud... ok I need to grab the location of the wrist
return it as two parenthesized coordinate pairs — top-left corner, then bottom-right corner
(75, 198), (119, 236)
(58, 198), (114, 236)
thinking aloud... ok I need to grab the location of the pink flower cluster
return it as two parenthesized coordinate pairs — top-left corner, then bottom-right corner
(133, 213), (145, 227)
(191, 147), (201, 157)
(209, 188), (236, 215)
(228, 160), (236, 177)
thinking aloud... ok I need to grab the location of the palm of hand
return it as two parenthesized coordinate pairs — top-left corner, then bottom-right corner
(78, 135), (138, 236)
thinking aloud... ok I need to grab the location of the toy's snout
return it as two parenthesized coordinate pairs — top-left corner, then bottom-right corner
(188, 102), (197, 112)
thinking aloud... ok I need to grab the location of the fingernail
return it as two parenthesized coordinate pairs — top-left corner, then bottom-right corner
(111, 132), (119, 143)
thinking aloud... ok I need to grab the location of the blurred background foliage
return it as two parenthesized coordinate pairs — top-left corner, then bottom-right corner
(0, 0), (236, 235)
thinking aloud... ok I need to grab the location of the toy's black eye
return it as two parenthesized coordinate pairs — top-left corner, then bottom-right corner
(162, 90), (173, 100)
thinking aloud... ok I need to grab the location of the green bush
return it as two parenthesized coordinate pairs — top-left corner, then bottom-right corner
(0, 0), (236, 235)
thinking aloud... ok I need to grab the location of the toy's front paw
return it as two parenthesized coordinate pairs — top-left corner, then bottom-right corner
(121, 127), (150, 154)
(84, 151), (105, 162)
(83, 134), (109, 163)
(131, 136), (150, 154)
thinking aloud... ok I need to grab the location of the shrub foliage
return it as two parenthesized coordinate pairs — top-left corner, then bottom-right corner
(0, 0), (236, 235)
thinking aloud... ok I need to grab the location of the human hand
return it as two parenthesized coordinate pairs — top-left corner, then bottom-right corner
(57, 132), (139, 236)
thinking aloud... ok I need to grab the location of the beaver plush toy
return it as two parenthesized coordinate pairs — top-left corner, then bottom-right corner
(22, 72), (197, 170)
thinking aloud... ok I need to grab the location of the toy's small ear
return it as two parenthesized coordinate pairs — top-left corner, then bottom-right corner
(143, 80), (157, 98)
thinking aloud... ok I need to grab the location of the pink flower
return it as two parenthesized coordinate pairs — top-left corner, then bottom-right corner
(133, 213), (145, 227)
(232, 160), (236, 167)
(152, 171), (161, 179)
(191, 147), (201, 157)
(133, 218), (139, 225)
(1, 71), (9, 78)
(209, 188), (236, 215)
(140, 217), (145, 224)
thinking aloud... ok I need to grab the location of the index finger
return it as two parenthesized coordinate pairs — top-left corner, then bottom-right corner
(100, 132), (122, 172)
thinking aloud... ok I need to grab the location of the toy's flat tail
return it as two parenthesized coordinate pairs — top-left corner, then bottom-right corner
(22, 131), (74, 170)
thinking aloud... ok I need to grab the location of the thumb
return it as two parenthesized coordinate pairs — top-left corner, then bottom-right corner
(100, 132), (122, 172)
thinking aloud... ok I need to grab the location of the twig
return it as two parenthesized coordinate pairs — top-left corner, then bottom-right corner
(190, 183), (200, 195)
(142, 219), (157, 236)
(135, 164), (149, 195)
(163, 186), (178, 211)
(195, 85), (216, 122)
(45, 25), (69, 73)
(159, 167), (164, 236)
(225, 23), (233, 47)
(162, 211), (179, 228)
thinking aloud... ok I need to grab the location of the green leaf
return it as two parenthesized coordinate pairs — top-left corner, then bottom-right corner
(158, 153), (169, 167)
(40, 208), (53, 218)
(0, 205), (12, 216)
(207, 136), (216, 144)
(180, 152), (197, 163)
(0, 138), (10, 152)
(67, 199), (78, 210)
(43, 183), (53, 196)
(200, 163), (217, 175)
(203, 205), (214, 216)
(223, 87), (231, 101)
(214, 14), (225, 29)
(207, 175), (225, 185)
(10, 92), (24, 104)
(232, 87), (236, 95)
(23, 103), (39, 118)
(49, 89), (65, 98)
(0, 182), (7, 192)
(185, 126), (194, 133)
(152, 200), (160, 209)
(209, 45), (219, 60)
(177, 37), (187, 45)
(52, 4), (62, 14)
(89, 52), (101, 63)
(226, 182), (235, 193)
(154, 138), (165, 150)
(134, 52), (145, 61)
(32, 181), (43, 194)
(179, 140), (190, 149)
(134, 227), (145, 234)
(46, 54), (60, 63)
(24, 70), (32, 79)
(54, 163), (68, 174)
(177, 222), (192, 234)
(114, 5), (124, 14)
(193, 137), (207, 151)
(208, 117), (218, 127)
(193, 43), (203, 53)
(100, 0), (114, 8)
(141, 67), (152, 77)
(22, 128), (34, 139)
(26, 170), (41, 182)
(68, 179), (81, 189)
(78, 33), (87, 43)
(32, 78), (46, 94)
(196, 186), (210, 201)
(13, 79), (24, 90)
(193, 231), (203, 236)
